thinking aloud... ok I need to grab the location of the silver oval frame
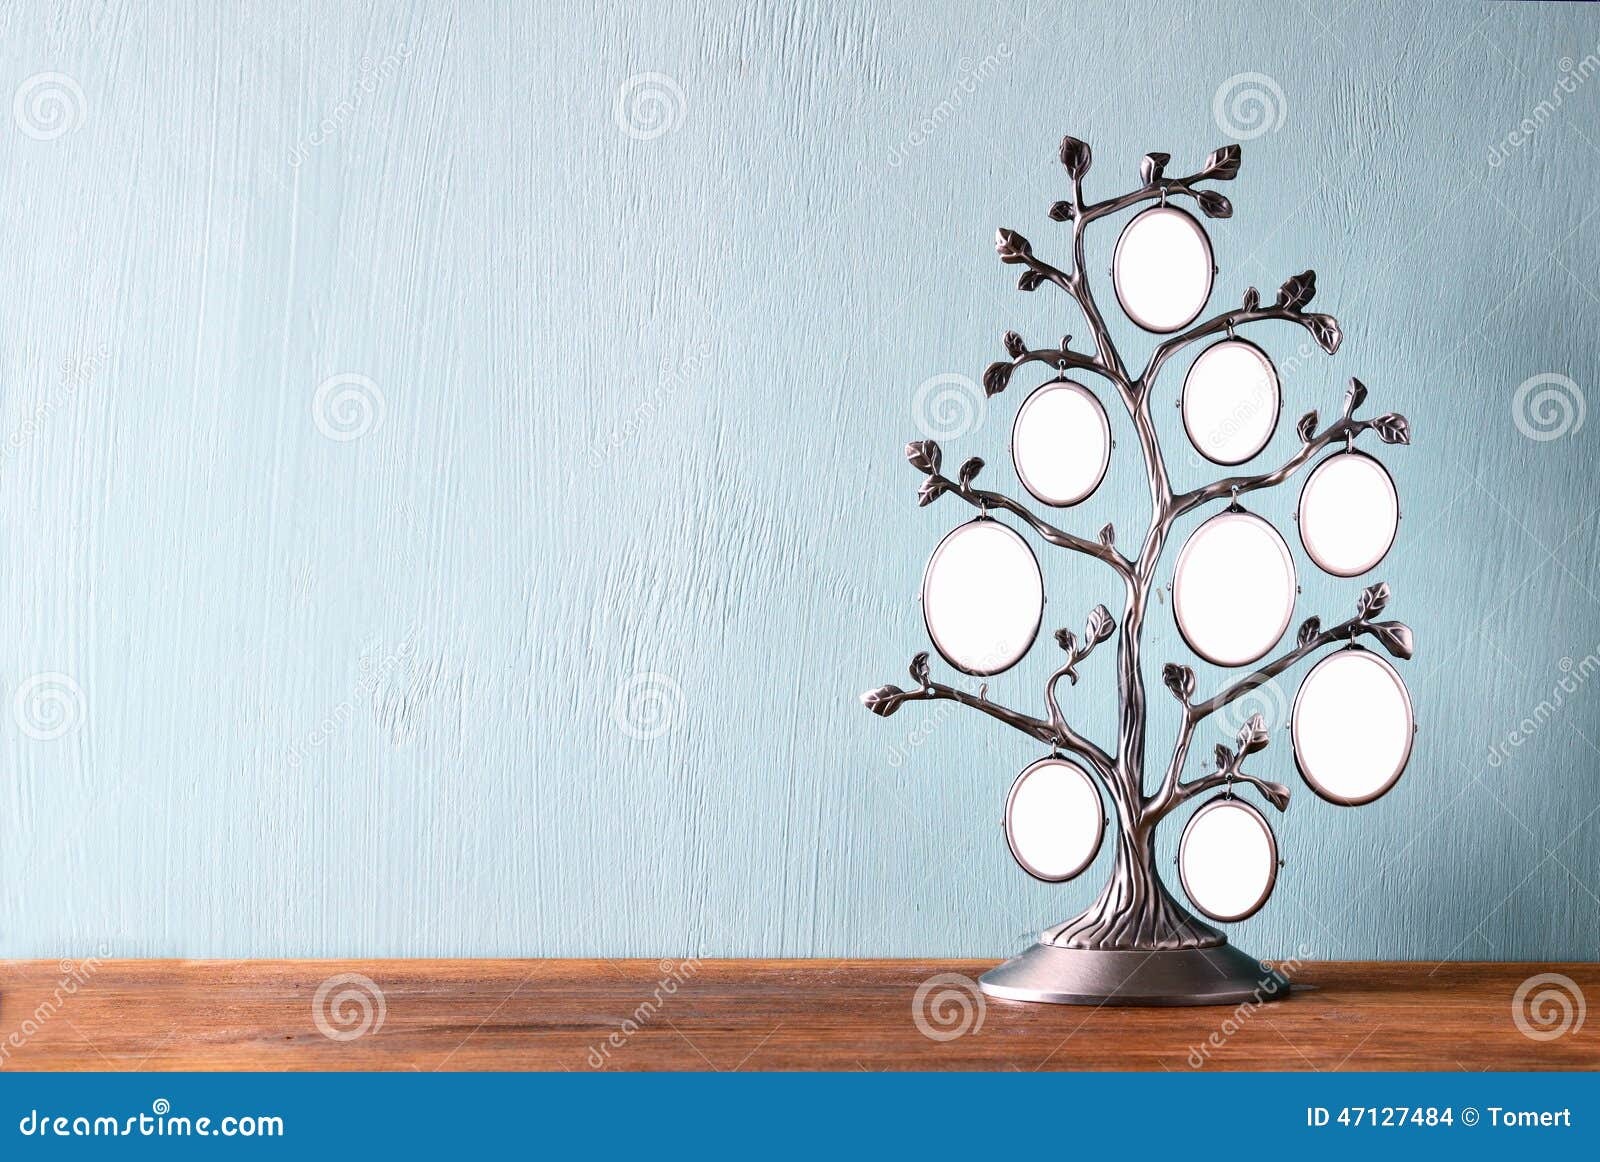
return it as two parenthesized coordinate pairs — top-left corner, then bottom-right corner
(1009, 378), (1112, 508)
(1178, 795), (1279, 923)
(1297, 449), (1400, 578)
(1112, 204), (1216, 334)
(1291, 644), (1415, 806)
(1180, 337), (1282, 466)
(920, 517), (1044, 677)
(1004, 756), (1105, 883)
(1171, 509), (1297, 668)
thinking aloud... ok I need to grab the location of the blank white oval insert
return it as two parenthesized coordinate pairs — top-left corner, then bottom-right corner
(1298, 452), (1399, 577)
(1292, 648), (1413, 805)
(1180, 798), (1277, 922)
(921, 520), (1043, 676)
(1172, 511), (1296, 667)
(1011, 380), (1110, 507)
(1182, 340), (1280, 465)
(1004, 758), (1103, 882)
(1112, 206), (1214, 333)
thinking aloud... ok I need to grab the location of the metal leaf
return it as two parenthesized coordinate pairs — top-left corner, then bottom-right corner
(1275, 270), (1317, 311)
(917, 477), (949, 507)
(1370, 620), (1415, 660)
(1372, 413), (1411, 445)
(995, 228), (1033, 264)
(1214, 743), (1233, 770)
(1140, 152), (1169, 184)
(1003, 330), (1026, 358)
(1085, 604), (1116, 645)
(1297, 616), (1321, 647)
(909, 652), (931, 686)
(1302, 313), (1342, 354)
(1018, 270), (1045, 292)
(1055, 628), (1077, 653)
(1201, 144), (1242, 181)
(1058, 135), (1092, 179)
(1256, 779), (1291, 811)
(1099, 523), (1115, 548)
(861, 684), (907, 717)
(1344, 377), (1368, 417)
(1237, 713), (1270, 755)
(958, 456), (984, 487)
(982, 361), (1013, 397)
(1047, 200), (1074, 222)
(1242, 287), (1260, 311)
(1356, 582), (1391, 619)
(1196, 190), (1233, 219)
(905, 440), (941, 475)
(1296, 410), (1318, 443)
(1162, 662), (1196, 702)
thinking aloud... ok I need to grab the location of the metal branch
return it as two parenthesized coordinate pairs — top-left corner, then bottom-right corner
(884, 681), (1116, 775)
(1171, 417), (1371, 519)
(1186, 615), (1369, 724)
(937, 476), (1134, 580)
(1162, 765), (1291, 817)
(1143, 303), (1334, 389)
(1005, 345), (1121, 387)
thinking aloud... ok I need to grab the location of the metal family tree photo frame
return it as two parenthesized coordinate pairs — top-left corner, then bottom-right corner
(862, 136), (1415, 1006)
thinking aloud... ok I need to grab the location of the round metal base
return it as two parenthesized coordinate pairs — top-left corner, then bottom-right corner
(978, 941), (1291, 1007)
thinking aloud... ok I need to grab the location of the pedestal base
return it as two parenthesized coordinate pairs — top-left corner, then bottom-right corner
(978, 941), (1291, 1006)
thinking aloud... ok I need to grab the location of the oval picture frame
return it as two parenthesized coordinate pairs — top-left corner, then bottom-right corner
(1178, 795), (1280, 923)
(1010, 378), (1112, 508)
(1180, 337), (1282, 466)
(920, 517), (1045, 677)
(1003, 756), (1106, 883)
(1112, 204), (1216, 334)
(1297, 449), (1401, 578)
(1291, 645), (1415, 806)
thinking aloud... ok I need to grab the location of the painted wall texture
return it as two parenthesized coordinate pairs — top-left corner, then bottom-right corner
(2, 0), (1598, 960)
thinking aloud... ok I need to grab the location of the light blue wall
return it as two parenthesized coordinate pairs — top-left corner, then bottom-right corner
(2, 0), (1598, 960)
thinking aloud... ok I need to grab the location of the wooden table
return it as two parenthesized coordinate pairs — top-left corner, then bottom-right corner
(1, 960), (1594, 1071)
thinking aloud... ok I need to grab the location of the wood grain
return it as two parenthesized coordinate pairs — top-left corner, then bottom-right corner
(2, 960), (1595, 1071)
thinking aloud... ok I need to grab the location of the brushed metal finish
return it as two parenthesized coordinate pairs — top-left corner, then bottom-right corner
(979, 942), (1291, 1007)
